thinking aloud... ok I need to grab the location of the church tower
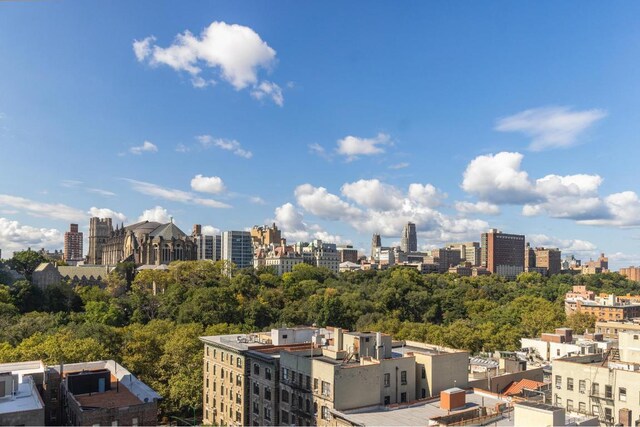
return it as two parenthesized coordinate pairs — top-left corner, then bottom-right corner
(87, 217), (113, 264)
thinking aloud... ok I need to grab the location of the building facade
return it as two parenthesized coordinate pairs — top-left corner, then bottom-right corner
(63, 224), (83, 264)
(222, 231), (254, 269)
(619, 266), (640, 282)
(481, 229), (525, 279)
(337, 246), (358, 264)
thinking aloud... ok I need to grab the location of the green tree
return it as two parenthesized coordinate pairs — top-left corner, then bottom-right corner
(8, 250), (47, 281)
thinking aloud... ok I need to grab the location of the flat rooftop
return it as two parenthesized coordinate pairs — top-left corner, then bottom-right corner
(332, 391), (512, 426)
(74, 379), (143, 409)
(0, 377), (44, 415)
(200, 334), (275, 352)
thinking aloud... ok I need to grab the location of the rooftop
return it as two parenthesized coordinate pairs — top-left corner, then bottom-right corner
(73, 378), (144, 409)
(331, 391), (512, 426)
(0, 376), (44, 415)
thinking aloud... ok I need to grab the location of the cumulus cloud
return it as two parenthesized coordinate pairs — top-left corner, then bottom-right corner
(197, 135), (252, 159)
(133, 21), (283, 105)
(0, 217), (63, 254)
(295, 184), (363, 221)
(291, 181), (488, 245)
(138, 206), (172, 223)
(88, 207), (127, 222)
(272, 202), (351, 244)
(527, 233), (597, 253)
(202, 225), (221, 235)
(336, 133), (392, 161)
(341, 179), (403, 211)
(462, 152), (538, 204)
(455, 201), (500, 216)
(0, 194), (86, 222)
(495, 106), (607, 151)
(125, 178), (231, 208)
(578, 191), (640, 227)
(129, 141), (158, 155)
(190, 174), (226, 194)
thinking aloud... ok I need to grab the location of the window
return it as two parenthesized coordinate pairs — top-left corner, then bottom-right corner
(578, 402), (585, 413)
(213, 381), (216, 392)
(253, 382), (260, 396)
(567, 399), (573, 411)
(421, 366), (426, 379)
(634, 335), (639, 340)
(605, 407), (612, 421)
(230, 355), (234, 365)
(619, 387), (627, 402)
(306, 375), (311, 390)
(282, 368), (290, 381)
(555, 375), (562, 389)
(579, 380), (585, 394)
(281, 389), (289, 403)
(206, 361), (209, 372)
(401, 370), (407, 385)
(567, 378), (574, 391)
(264, 406), (272, 421)
(557, 348), (561, 356)
(592, 383), (599, 396)
(221, 368), (225, 379)
(306, 399), (311, 413)
(266, 368), (272, 381)
(236, 376), (241, 386)
(384, 396), (390, 405)
(229, 373), (234, 384)
(384, 373), (390, 387)
(254, 364), (260, 375)
(236, 411), (241, 422)
(237, 358), (242, 368)
(321, 406), (330, 420)
(422, 388), (426, 399)
(592, 405), (599, 416)
(605, 385), (612, 399)
(281, 410), (289, 424)
(401, 392), (407, 403)
(555, 395), (562, 406)
(321, 381), (331, 397)
(253, 402), (259, 415)
(313, 378), (318, 391)
(265, 386), (272, 401)
(236, 393), (241, 404)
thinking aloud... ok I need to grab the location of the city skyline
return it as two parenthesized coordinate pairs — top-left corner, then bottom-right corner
(2, 2), (640, 269)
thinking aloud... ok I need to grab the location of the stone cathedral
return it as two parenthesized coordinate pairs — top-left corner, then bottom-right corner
(87, 217), (198, 265)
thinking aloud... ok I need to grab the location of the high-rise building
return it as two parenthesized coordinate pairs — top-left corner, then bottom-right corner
(193, 224), (221, 261)
(222, 231), (254, 269)
(620, 266), (640, 282)
(371, 234), (381, 259)
(481, 228), (525, 279)
(400, 222), (417, 253)
(63, 224), (83, 264)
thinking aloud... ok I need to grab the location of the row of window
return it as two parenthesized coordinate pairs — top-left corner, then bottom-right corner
(555, 375), (630, 401)
(554, 397), (613, 420)
(382, 370), (410, 387)
(253, 363), (272, 380)
(253, 382), (272, 400)
(206, 346), (243, 368)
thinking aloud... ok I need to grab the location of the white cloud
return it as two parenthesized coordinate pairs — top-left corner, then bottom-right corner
(61, 180), (115, 197)
(133, 21), (283, 105)
(578, 191), (640, 227)
(389, 162), (409, 170)
(88, 207), (127, 222)
(341, 179), (403, 211)
(455, 201), (500, 216)
(190, 174), (226, 194)
(175, 143), (190, 153)
(251, 81), (284, 106)
(295, 184), (363, 221)
(0, 217), (63, 254)
(0, 194), (86, 222)
(129, 141), (158, 155)
(249, 196), (266, 205)
(125, 178), (231, 208)
(495, 106), (607, 151)
(461, 152), (538, 204)
(527, 234), (597, 253)
(407, 183), (446, 208)
(291, 181), (488, 245)
(197, 135), (252, 159)
(336, 133), (392, 161)
(308, 143), (331, 160)
(138, 206), (172, 223)
(202, 225), (221, 235)
(272, 202), (351, 244)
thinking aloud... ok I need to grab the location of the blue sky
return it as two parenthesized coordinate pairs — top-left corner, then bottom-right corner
(1, 1), (639, 268)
